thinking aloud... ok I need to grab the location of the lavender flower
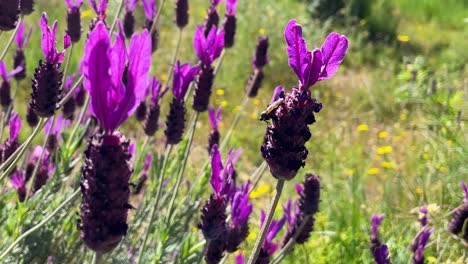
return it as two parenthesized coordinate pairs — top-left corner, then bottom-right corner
(20, 0), (34, 15)
(207, 106), (222, 153)
(261, 20), (347, 180)
(44, 114), (70, 153)
(165, 61), (198, 145)
(412, 228), (433, 264)
(448, 182), (468, 238)
(30, 146), (55, 194)
(123, 0), (138, 38)
(204, 5), (220, 37)
(88, 0), (108, 31)
(1, 113), (21, 176)
(419, 206), (428, 227)
(30, 13), (71, 118)
(257, 210), (286, 264)
(223, 0), (237, 48)
(79, 21), (151, 253)
(369, 214), (391, 264)
(13, 22), (32, 81)
(193, 25), (224, 112)
(235, 253), (245, 264)
(26, 105), (39, 127)
(225, 182), (253, 252)
(144, 78), (167, 136)
(0, 0), (19, 31)
(0, 61), (23, 109)
(282, 174), (320, 246)
(132, 154), (152, 195)
(10, 171), (26, 202)
(62, 74), (77, 119)
(65, 0), (83, 43)
(175, 0), (189, 28)
(142, 0), (159, 52)
(74, 83), (86, 107)
(246, 36), (269, 97)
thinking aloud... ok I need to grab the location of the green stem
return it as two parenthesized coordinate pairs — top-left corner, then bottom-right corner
(165, 112), (199, 224)
(132, 136), (150, 177)
(0, 111), (5, 142)
(162, 28), (183, 88)
(0, 16), (23, 61)
(271, 215), (312, 264)
(150, 0), (166, 34)
(247, 179), (285, 264)
(66, 95), (89, 150)
(248, 161), (267, 194)
(58, 75), (84, 108)
(219, 94), (249, 150)
(92, 252), (103, 264)
(61, 43), (74, 88)
(109, 0), (125, 34)
(213, 49), (226, 76)
(136, 144), (173, 264)
(25, 115), (56, 200)
(0, 189), (80, 260)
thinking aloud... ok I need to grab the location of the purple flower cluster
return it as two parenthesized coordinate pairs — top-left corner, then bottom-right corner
(257, 210), (286, 263)
(246, 36), (269, 98)
(143, 78), (168, 136)
(261, 19), (348, 180)
(0, 61), (23, 109)
(369, 214), (391, 264)
(207, 106), (222, 153)
(65, 0), (83, 43)
(0, 0), (20, 31)
(13, 22), (32, 81)
(448, 182), (468, 241)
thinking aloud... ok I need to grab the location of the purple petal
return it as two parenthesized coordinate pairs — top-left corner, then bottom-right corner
(89, 0), (98, 13)
(235, 253), (244, 264)
(226, 0), (237, 15)
(303, 49), (323, 88)
(64, 34), (72, 49)
(208, 105), (222, 130)
(10, 171), (26, 189)
(65, 0), (73, 8)
(141, 0), (156, 20)
(39, 13), (51, 61)
(270, 85), (285, 104)
(143, 154), (152, 172)
(15, 22), (25, 48)
(193, 26), (207, 64)
(318, 32), (348, 81)
(125, 0), (138, 11)
(150, 78), (163, 106)
(210, 144), (223, 195)
(0, 61), (6, 80)
(9, 112), (21, 142)
(295, 183), (303, 193)
(284, 19), (308, 84)
(461, 181), (468, 203)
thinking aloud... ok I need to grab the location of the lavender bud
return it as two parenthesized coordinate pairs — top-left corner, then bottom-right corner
(256, 248), (270, 264)
(74, 84), (86, 107)
(2, 141), (19, 170)
(20, 0), (34, 15)
(0, 0), (20, 31)
(165, 98), (186, 145)
(26, 104), (39, 127)
(225, 223), (248, 252)
(193, 64), (214, 112)
(205, 240), (225, 264)
(32, 164), (49, 194)
(204, 7), (219, 37)
(253, 37), (269, 69)
(30, 60), (63, 118)
(143, 105), (160, 136)
(299, 174), (320, 215)
(66, 7), (82, 43)
(46, 134), (58, 154)
(13, 49), (26, 81)
(246, 70), (264, 98)
(0, 79), (12, 110)
(448, 204), (468, 235)
(261, 88), (320, 180)
(135, 102), (147, 122)
(223, 15), (236, 48)
(62, 96), (76, 120)
(199, 194), (227, 240)
(123, 11), (135, 39)
(175, 0), (189, 28)
(79, 133), (132, 253)
(207, 130), (220, 154)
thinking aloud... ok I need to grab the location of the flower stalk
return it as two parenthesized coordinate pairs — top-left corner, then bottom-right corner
(0, 16), (23, 61)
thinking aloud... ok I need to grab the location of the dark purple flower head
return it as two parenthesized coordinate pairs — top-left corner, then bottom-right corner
(284, 19), (348, 90)
(40, 13), (71, 64)
(89, 0), (107, 18)
(371, 214), (384, 243)
(211, 0), (223, 6)
(373, 245), (391, 264)
(252, 36), (269, 69)
(10, 171), (27, 202)
(175, 0), (189, 28)
(142, 0), (156, 20)
(226, 0), (237, 15)
(1, 112), (21, 176)
(0, 0), (19, 31)
(15, 22), (32, 50)
(208, 106), (222, 131)
(194, 25), (224, 65)
(210, 144), (231, 198)
(448, 182), (468, 236)
(172, 61), (199, 101)
(260, 210), (286, 255)
(149, 77), (167, 106)
(7, 112), (21, 143)
(65, 0), (83, 8)
(419, 206), (428, 227)
(412, 228), (433, 264)
(82, 22), (152, 134)
(30, 145), (55, 193)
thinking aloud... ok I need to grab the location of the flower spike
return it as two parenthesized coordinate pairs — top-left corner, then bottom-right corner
(40, 13), (71, 64)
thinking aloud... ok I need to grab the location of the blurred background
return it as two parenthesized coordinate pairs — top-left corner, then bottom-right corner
(0, 0), (466, 262)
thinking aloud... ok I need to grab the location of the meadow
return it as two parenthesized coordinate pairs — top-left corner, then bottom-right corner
(0, 0), (466, 263)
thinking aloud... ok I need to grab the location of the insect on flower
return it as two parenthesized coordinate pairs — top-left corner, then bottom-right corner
(259, 97), (284, 122)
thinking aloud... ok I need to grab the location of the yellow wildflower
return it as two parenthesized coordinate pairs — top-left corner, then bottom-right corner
(250, 112), (258, 120)
(357, 124), (369, 132)
(377, 146), (393, 155)
(253, 99), (261, 106)
(221, 100), (228, 107)
(258, 28), (266, 35)
(439, 166), (447, 173)
(415, 187), (423, 195)
(427, 203), (440, 214)
(378, 131), (389, 139)
(344, 169), (354, 176)
(381, 161), (395, 169)
(397, 35), (410, 42)
(81, 9), (94, 19)
(247, 232), (257, 241)
(232, 105), (241, 113)
(426, 256), (437, 263)
(249, 184), (271, 199)
(422, 153), (429, 160)
(216, 89), (225, 96)
(161, 73), (168, 81)
(368, 168), (379, 175)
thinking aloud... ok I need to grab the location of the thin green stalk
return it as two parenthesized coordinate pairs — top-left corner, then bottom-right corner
(162, 28), (183, 88)
(149, 0), (166, 34)
(248, 161), (267, 194)
(0, 16), (23, 61)
(213, 49), (226, 76)
(136, 144), (173, 264)
(165, 112), (199, 224)
(66, 96), (89, 150)
(109, 0), (125, 34)
(0, 111), (5, 142)
(271, 215), (312, 264)
(92, 252), (103, 264)
(58, 75), (84, 108)
(133, 135), (150, 175)
(219, 94), (249, 150)
(247, 179), (285, 264)
(25, 115), (56, 200)
(0, 189), (80, 260)
(60, 43), (74, 88)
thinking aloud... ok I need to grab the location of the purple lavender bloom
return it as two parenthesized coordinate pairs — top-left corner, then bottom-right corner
(142, 0), (156, 21)
(371, 214), (384, 243)
(143, 77), (168, 136)
(1, 112), (21, 174)
(0, 0), (19, 31)
(419, 206), (428, 227)
(252, 36), (269, 70)
(0, 61), (23, 109)
(175, 0), (189, 28)
(369, 214), (392, 264)
(30, 146), (55, 194)
(44, 114), (71, 153)
(448, 182), (468, 237)
(82, 22), (151, 134)
(123, 0), (138, 38)
(10, 171), (27, 202)
(223, 0), (237, 48)
(62, 74), (77, 119)
(20, 0), (34, 15)
(257, 210), (286, 263)
(207, 106), (222, 153)
(412, 228), (433, 264)
(284, 19), (348, 90)
(194, 25), (224, 66)
(88, 0), (108, 31)
(165, 61), (198, 144)
(30, 13), (71, 118)
(65, 0), (83, 43)
(204, 6), (219, 37)
(13, 22), (32, 81)
(225, 181), (253, 252)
